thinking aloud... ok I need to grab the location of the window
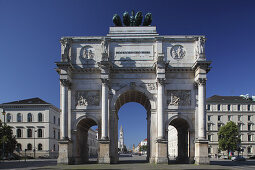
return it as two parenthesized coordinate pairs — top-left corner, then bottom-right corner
(208, 124), (212, 131)
(58, 118), (60, 126)
(208, 135), (212, 141)
(228, 115), (232, 121)
(17, 113), (22, 122)
(54, 116), (56, 124)
(208, 115), (211, 121)
(248, 105), (251, 111)
(238, 115), (242, 121)
(38, 129), (43, 138)
(218, 123), (223, 130)
(207, 104), (211, 110)
(248, 124), (252, 131)
(7, 113), (11, 122)
(238, 123), (242, 131)
(54, 130), (56, 139)
(27, 113), (32, 122)
(238, 104), (241, 111)
(17, 129), (22, 138)
(27, 143), (32, 150)
(38, 144), (42, 151)
(228, 104), (231, 111)
(248, 135), (252, 142)
(17, 143), (22, 151)
(208, 147), (211, 154)
(27, 129), (32, 138)
(53, 144), (56, 151)
(218, 115), (222, 121)
(248, 147), (252, 154)
(248, 115), (252, 121)
(58, 131), (60, 140)
(38, 113), (43, 122)
(218, 104), (221, 111)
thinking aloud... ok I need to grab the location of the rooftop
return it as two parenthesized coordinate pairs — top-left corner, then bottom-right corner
(1, 97), (49, 105)
(206, 95), (255, 104)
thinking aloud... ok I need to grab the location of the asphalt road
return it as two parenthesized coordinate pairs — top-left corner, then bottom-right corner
(1, 156), (255, 170)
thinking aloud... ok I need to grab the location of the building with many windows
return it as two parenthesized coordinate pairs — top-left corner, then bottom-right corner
(206, 95), (255, 158)
(0, 98), (60, 158)
(87, 128), (98, 158)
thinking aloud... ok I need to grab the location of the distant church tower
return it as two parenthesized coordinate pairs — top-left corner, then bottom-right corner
(118, 125), (124, 152)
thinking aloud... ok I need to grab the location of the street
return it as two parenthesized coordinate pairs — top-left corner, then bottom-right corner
(1, 156), (255, 170)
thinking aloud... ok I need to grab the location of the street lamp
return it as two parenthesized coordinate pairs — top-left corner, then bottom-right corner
(33, 129), (37, 158)
(2, 108), (6, 159)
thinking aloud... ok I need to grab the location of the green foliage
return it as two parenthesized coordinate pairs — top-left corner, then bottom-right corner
(139, 145), (147, 152)
(0, 120), (17, 158)
(218, 121), (240, 156)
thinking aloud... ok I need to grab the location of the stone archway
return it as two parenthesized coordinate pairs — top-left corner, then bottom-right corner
(75, 117), (99, 164)
(166, 115), (195, 164)
(56, 26), (211, 165)
(109, 89), (152, 163)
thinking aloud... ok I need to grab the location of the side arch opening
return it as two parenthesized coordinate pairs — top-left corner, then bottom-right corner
(76, 117), (98, 164)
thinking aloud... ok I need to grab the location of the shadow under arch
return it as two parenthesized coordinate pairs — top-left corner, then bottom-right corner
(111, 87), (153, 163)
(75, 117), (99, 164)
(111, 85), (156, 111)
(167, 116), (192, 164)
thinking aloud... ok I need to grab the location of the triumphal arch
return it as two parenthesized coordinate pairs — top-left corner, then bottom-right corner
(56, 16), (211, 165)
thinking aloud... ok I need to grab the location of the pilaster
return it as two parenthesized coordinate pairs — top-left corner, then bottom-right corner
(57, 139), (73, 165)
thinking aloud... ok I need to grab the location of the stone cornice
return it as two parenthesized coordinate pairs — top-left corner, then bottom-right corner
(192, 60), (212, 73)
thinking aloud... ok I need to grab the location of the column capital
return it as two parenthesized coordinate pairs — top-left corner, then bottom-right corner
(101, 78), (110, 86)
(60, 79), (71, 88)
(197, 78), (206, 85)
(157, 78), (166, 85)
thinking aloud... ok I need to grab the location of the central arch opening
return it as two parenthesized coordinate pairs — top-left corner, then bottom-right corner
(115, 90), (151, 163)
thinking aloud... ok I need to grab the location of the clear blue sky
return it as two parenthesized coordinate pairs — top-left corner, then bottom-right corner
(1, 0), (255, 148)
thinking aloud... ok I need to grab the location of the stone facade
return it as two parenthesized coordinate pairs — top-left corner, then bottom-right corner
(0, 98), (60, 158)
(56, 26), (211, 164)
(206, 95), (255, 158)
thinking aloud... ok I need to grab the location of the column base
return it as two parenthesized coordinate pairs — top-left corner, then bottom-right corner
(98, 139), (110, 164)
(155, 139), (168, 164)
(195, 139), (210, 165)
(57, 139), (73, 165)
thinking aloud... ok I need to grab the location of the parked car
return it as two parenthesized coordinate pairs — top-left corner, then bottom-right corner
(249, 155), (255, 159)
(231, 156), (246, 161)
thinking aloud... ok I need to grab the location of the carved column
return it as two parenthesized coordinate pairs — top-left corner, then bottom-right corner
(98, 78), (110, 164)
(58, 79), (73, 165)
(157, 78), (165, 140)
(60, 79), (71, 139)
(101, 78), (109, 140)
(195, 78), (209, 165)
(197, 78), (206, 139)
(155, 78), (168, 164)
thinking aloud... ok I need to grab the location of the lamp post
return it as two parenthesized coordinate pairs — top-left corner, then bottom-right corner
(2, 108), (6, 159)
(33, 129), (37, 158)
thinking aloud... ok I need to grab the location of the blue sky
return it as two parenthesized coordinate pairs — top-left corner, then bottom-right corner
(1, 0), (255, 148)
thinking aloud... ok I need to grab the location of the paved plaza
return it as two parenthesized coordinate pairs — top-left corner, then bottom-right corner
(2, 156), (255, 170)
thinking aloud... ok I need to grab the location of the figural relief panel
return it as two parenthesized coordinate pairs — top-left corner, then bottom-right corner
(170, 45), (186, 60)
(75, 90), (100, 107)
(80, 46), (95, 60)
(167, 90), (191, 106)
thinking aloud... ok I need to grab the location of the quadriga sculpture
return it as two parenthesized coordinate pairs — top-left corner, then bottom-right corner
(123, 11), (130, 26)
(113, 11), (152, 27)
(113, 14), (122, 26)
(143, 13), (152, 26)
(134, 11), (143, 26)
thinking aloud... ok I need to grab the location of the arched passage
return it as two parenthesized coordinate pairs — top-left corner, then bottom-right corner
(75, 117), (99, 164)
(168, 118), (190, 163)
(112, 90), (151, 163)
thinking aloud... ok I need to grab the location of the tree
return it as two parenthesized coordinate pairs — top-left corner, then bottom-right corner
(0, 120), (17, 158)
(139, 145), (147, 152)
(218, 121), (240, 158)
